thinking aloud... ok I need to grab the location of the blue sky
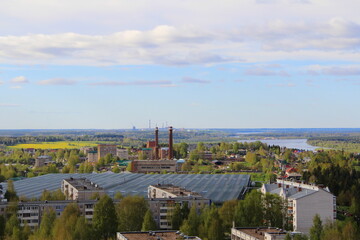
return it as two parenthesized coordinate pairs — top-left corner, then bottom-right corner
(0, 0), (360, 129)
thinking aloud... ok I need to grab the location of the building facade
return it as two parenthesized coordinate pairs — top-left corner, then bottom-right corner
(61, 178), (105, 201)
(131, 159), (183, 173)
(261, 180), (336, 234)
(231, 227), (287, 240)
(148, 184), (210, 229)
(98, 144), (117, 161)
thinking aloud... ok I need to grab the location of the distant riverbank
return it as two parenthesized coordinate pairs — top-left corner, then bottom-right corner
(237, 138), (320, 151)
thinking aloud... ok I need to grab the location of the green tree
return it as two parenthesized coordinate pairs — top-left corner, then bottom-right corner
(180, 205), (200, 236)
(207, 210), (224, 240)
(141, 209), (157, 231)
(171, 204), (183, 230)
(219, 199), (238, 231)
(52, 203), (84, 240)
(32, 208), (56, 240)
(235, 190), (263, 227)
(309, 214), (322, 240)
(92, 195), (118, 239)
(4, 180), (18, 202)
(117, 196), (148, 231)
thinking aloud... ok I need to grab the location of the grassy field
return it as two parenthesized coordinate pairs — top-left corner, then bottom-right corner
(8, 141), (101, 149)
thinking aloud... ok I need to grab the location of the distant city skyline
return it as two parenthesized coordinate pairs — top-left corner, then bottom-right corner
(1, 0), (360, 129)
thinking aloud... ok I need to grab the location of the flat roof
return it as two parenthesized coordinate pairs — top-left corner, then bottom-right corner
(1, 173), (250, 203)
(119, 231), (200, 240)
(63, 177), (103, 191)
(234, 227), (286, 240)
(150, 184), (202, 197)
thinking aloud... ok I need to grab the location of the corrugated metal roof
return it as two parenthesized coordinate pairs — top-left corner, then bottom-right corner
(1, 173), (250, 203)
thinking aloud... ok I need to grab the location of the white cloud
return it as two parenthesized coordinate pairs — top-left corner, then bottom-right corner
(37, 78), (76, 85)
(10, 85), (22, 89)
(182, 77), (211, 84)
(307, 65), (360, 76)
(89, 80), (172, 86)
(0, 18), (359, 66)
(10, 76), (28, 83)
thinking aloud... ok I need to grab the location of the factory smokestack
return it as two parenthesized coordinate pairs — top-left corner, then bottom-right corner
(155, 127), (159, 160)
(168, 126), (173, 159)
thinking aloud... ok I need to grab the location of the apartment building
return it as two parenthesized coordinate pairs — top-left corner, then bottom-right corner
(34, 155), (53, 168)
(261, 180), (336, 234)
(116, 148), (129, 160)
(148, 184), (210, 229)
(0, 200), (98, 229)
(61, 177), (105, 201)
(231, 227), (287, 240)
(117, 231), (202, 240)
(98, 144), (117, 161)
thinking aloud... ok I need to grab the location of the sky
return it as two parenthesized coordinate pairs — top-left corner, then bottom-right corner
(0, 0), (360, 129)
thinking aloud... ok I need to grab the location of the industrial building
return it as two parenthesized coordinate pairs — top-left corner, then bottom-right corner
(1, 173), (251, 204)
(261, 180), (336, 234)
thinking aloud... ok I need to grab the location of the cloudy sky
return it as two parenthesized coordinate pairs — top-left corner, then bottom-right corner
(1, 0), (360, 129)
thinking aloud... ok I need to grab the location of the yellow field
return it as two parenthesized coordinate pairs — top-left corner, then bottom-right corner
(9, 141), (99, 149)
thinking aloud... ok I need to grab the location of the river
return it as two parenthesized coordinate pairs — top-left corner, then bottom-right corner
(237, 138), (319, 151)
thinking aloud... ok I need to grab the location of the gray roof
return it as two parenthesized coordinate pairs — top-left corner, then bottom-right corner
(1, 173), (250, 203)
(288, 189), (316, 200)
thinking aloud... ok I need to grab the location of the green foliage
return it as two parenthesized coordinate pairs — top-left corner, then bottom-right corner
(219, 199), (237, 230)
(33, 208), (56, 240)
(171, 204), (183, 230)
(4, 180), (19, 202)
(92, 195), (118, 239)
(52, 203), (92, 240)
(141, 209), (157, 231)
(309, 214), (323, 240)
(180, 205), (200, 236)
(114, 192), (124, 200)
(40, 189), (65, 201)
(245, 152), (259, 165)
(116, 195), (148, 231)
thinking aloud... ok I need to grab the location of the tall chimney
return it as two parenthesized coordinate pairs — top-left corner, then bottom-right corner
(168, 126), (173, 159)
(155, 127), (159, 160)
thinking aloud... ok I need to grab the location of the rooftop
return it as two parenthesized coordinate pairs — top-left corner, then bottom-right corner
(1, 173), (250, 203)
(150, 184), (202, 197)
(233, 227), (286, 240)
(63, 177), (103, 191)
(118, 231), (200, 240)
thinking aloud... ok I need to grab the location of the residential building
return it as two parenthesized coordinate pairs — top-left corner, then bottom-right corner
(61, 177), (105, 201)
(261, 180), (336, 234)
(80, 147), (94, 155)
(117, 231), (201, 240)
(231, 227), (287, 240)
(98, 144), (117, 161)
(131, 159), (183, 173)
(116, 148), (129, 160)
(148, 184), (210, 229)
(0, 200), (98, 229)
(34, 155), (53, 168)
(87, 151), (98, 163)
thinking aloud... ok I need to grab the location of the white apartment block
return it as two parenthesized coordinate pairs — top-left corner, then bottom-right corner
(148, 184), (210, 229)
(61, 178), (105, 201)
(261, 180), (336, 234)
